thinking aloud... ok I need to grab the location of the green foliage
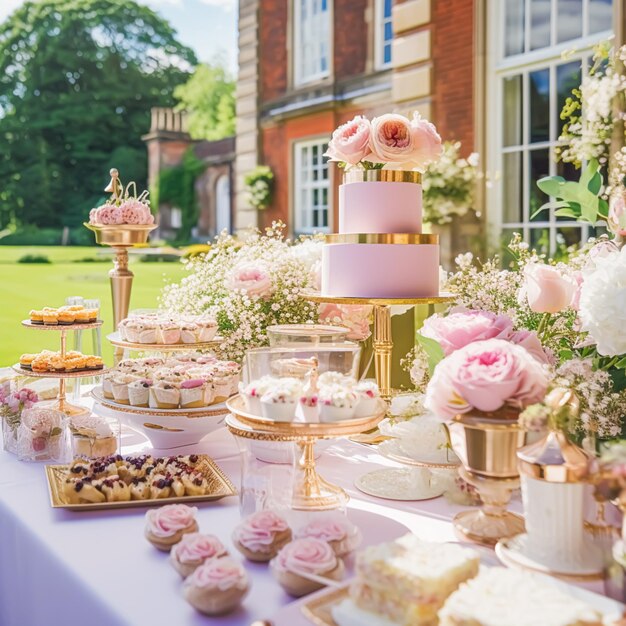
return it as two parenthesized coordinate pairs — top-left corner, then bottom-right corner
(244, 165), (274, 210)
(173, 60), (235, 141)
(0, 0), (197, 231)
(18, 254), (51, 264)
(534, 158), (609, 224)
(157, 149), (205, 242)
(415, 333), (445, 375)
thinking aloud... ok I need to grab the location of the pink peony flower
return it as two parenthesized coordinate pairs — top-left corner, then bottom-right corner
(228, 264), (273, 298)
(608, 193), (626, 236)
(523, 263), (576, 313)
(318, 303), (372, 341)
(324, 115), (371, 165)
(569, 271), (584, 311)
(419, 310), (513, 356)
(508, 329), (552, 365)
(410, 112), (443, 169)
(424, 338), (549, 421)
(367, 113), (415, 165)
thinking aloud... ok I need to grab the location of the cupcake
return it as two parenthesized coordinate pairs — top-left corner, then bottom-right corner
(149, 382), (181, 409)
(144, 504), (199, 552)
(318, 371), (354, 388)
(110, 376), (132, 405)
(70, 414), (117, 458)
(319, 388), (358, 422)
(299, 394), (319, 422)
(260, 380), (301, 422)
(170, 533), (228, 578)
(294, 516), (362, 557)
(270, 538), (344, 597)
(212, 372), (232, 402)
(232, 511), (292, 562)
(128, 379), (153, 407)
(102, 374), (114, 399)
(180, 322), (199, 344)
(353, 381), (381, 417)
(123, 319), (143, 343)
(183, 557), (249, 616)
(179, 379), (207, 409)
(158, 322), (181, 345)
(138, 321), (158, 344)
(196, 318), (218, 342)
(240, 376), (277, 416)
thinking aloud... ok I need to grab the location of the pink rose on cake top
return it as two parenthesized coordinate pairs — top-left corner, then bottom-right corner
(325, 115), (372, 165)
(424, 338), (549, 421)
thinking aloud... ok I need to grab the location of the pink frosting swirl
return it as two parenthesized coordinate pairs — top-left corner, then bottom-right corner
(171, 533), (227, 564)
(185, 557), (248, 591)
(145, 504), (197, 538)
(272, 538), (337, 574)
(233, 511), (289, 553)
(294, 518), (352, 543)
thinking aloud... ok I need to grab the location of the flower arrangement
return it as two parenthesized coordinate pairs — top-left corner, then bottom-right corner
(324, 112), (442, 171)
(0, 387), (39, 454)
(162, 223), (325, 361)
(422, 141), (480, 225)
(318, 303), (372, 342)
(17, 407), (66, 462)
(244, 165), (274, 211)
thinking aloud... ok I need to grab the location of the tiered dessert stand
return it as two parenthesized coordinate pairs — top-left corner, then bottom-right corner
(15, 320), (106, 417)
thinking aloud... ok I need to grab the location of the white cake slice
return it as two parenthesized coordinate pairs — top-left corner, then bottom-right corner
(438, 567), (603, 626)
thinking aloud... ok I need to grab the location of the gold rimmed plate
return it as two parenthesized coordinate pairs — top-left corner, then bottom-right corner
(13, 365), (109, 379)
(302, 291), (456, 306)
(22, 319), (104, 331)
(107, 331), (222, 352)
(45, 455), (236, 511)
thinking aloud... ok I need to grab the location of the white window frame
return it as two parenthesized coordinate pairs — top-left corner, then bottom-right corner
(170, 207), (182, 229)
(294, 139), (331, 235)
(294, 0), (331, 87)
(485, 0), (613, 254)
(375, 0), (393, 70)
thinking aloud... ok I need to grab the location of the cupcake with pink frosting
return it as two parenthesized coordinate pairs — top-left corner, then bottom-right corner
(183, 557), (249, 616)
(170, 533), (228, 578)
(232, 510), (292, 562)
(270, 538), (344, 597)
(294, 515), (362, 557)
(144, 503), (199, 551)
(179, 379), (207, 409)
(353, 380), (381, 417)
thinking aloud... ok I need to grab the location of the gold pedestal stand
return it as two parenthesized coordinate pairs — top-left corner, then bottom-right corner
(226, 395), (387, 511)
(304, 294), (454, 397)
(15, 320), (106, 417)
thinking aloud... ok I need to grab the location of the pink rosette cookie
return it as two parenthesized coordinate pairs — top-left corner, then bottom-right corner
(270, 538), (344, 597)
(183, 557), (249, 616)
(144, 504), (199, 552)
(294, 516), (362, 557)
(170, 533), (228, 578)
(232, 510), (292, 562)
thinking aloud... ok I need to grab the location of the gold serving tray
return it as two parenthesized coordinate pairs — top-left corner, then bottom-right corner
(107, 331), (222, 352)
(45, 455), (236, 511)
(301, 585), (349, 626)
(13, 365), (109, 379)
(22, 319), (104, 331)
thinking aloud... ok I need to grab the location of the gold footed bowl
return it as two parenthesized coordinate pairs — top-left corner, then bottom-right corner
(84, 223), (157, 246)
(448, 411), (527, 546)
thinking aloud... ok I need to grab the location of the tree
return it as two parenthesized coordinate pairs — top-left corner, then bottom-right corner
(173, 60), (235, 141)
(0, 0), (197, 230)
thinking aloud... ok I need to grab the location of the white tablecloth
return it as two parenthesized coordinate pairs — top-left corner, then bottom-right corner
(0, 424), (616, 626)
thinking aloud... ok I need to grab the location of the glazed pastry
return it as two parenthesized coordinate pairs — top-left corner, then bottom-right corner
(85, 355), (104, 370)
(149, 382), (181, 409)
(128, 379), (153, 407)
(232, 511), (292, 562)
(57, 308), (76, 325)
(85, 308), (98, 323)
(294, 516), (362, 557)
(181, 473), (209, 496)
(74, 309), (90, 324)
(29, 310), (44, 325)
(179, 379), (207, 409)
(130, 478), (151, 500)
(144, 504), (199, 551)
(42, 308), (58, 325)
(183, 557), (249, 616)
(62, 478), (106, 505)
(19, 354), (36, 370)
(171, 533), (228, 578)
(150, 474), (174, 499)
(100, 477), (131, 502)
(270, 538), (344, 597)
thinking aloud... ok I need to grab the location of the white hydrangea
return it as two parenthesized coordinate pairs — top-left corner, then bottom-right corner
(579, 246), (626, 356)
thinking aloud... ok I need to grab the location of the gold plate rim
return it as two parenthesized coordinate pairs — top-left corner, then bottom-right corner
(377, 441), (461, 469)
(300, 584), (349, 626)
(22, 319), (104, 331)
(301, 291), (456, 306)
(324, 233), (438, 245)
(83, 222), (158, 233)
(106, 331), (222, 351)
(342, 169), (422, 184)
(44, 455), (236, 511)
(91, 386), (231, 418)
(226, 395), (387, 437)
(13, 365), (109, 379)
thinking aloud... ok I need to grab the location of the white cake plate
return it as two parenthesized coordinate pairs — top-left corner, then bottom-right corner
(496, 532), (605, 582)
(355, 467), (446, 501)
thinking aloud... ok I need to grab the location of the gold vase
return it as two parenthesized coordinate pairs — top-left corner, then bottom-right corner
(448, 410), (527, 546)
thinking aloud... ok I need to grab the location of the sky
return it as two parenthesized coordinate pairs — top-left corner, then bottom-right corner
(0, 0), (238, 73)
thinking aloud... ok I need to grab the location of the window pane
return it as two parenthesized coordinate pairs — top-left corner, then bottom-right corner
(557, 0), (583, 43)
(557, 226), (583, 249)
(589, 0), (613, 34)
(556, 159), (579, 220)
(504, 0), (525, 56)
(501, 228), (520, 267)
(503, 75), (523, 147)
(503, 152), (523, 223)
(529, 69), (550, 143)
(529, 149), (550, 222)
(556, 61), (581, 140)
(530, 227), (550, 255)
(530, 0), (551, 50)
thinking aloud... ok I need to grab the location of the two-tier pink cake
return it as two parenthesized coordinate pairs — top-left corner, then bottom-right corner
(321, 170), (440, 298)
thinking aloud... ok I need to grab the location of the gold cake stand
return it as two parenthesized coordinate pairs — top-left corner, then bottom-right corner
(304, 293), (454, 397)
(226, 394), (387, 511)
(107, 331), (222, 353)
(16, 320), (106, 416)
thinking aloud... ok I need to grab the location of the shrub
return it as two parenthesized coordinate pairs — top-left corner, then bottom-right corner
(17, 254), (51, 264)
(139, 253), (180, 263)
(0, 227), (62, 246)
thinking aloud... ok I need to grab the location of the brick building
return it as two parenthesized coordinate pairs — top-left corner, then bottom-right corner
(235, 0), (623, 260)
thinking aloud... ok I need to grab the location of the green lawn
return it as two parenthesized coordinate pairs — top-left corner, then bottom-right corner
(0, 247), (187, 365)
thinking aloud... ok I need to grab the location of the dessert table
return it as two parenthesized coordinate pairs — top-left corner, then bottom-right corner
(0, 410), (616, 626)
